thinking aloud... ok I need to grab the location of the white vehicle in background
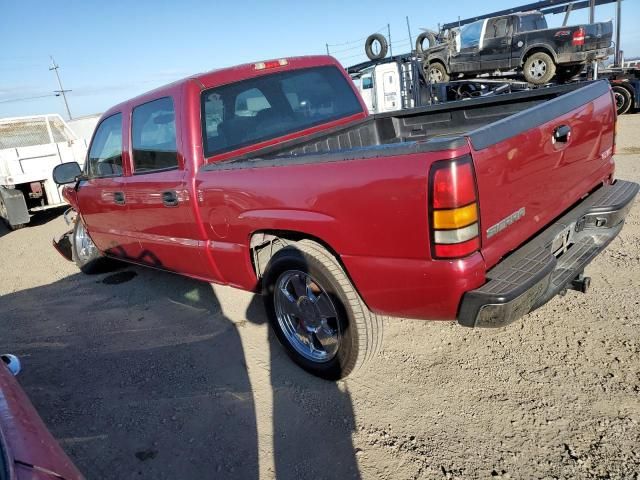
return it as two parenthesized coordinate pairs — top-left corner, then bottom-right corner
(0, 114), (87, 229)
(350, 56), (424, 113)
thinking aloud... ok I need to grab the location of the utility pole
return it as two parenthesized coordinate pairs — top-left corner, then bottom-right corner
(387, 23), (393, 57)
(49, 56), (72, 120)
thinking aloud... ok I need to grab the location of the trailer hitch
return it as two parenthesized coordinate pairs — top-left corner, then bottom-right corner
(568, 273), (591, 294)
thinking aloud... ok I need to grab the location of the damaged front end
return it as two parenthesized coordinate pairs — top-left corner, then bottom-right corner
(52, 208), (77, 262)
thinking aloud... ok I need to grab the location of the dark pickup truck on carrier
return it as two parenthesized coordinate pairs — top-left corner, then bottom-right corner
(422, 10), (613, 85)
(52, 55), (637, 379)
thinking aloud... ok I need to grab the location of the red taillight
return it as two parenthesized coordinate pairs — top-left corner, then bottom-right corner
(431, 160), (476, 209)
(572, 27), (585, 46)
(429, 157), (480, 259)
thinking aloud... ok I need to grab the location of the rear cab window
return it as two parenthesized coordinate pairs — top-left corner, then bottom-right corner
(485, 17), (510, 39)
(201, 66), (363, 158)
(132, 97), (178, 173)
(519, 14), (547, 32)
(87, 113), (123, 178)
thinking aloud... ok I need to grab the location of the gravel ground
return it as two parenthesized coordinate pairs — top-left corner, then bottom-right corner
(0, 115), (639, 480)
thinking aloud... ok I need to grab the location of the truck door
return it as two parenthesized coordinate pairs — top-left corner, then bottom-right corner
(377, 64), (401, 112)
(450, 20), (483, 73)
(480, 16), (513, 70)
(123, 95), (212, 278)
(76, 112), (142, 259)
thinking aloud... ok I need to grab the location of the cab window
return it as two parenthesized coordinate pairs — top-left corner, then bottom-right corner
(87, 113), (123, 178)
(460, 20), (483, 49)
(519, 14), (546, 32)
(132, 97), (178, 173)
(485, 17), (509, 39)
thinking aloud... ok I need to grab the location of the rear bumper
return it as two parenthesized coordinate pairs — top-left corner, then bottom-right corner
(558, 47), (613, 64)
(458, 180), (638, 328)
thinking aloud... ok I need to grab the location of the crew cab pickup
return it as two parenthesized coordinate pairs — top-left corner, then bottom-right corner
(423, 11), (613, 85)
(52, 56), (637, 379)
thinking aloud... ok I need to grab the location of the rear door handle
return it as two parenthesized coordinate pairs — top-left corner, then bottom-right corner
(553, 125), (571, 143)
(162, 190), (179, 207)
(113, 191), (125, 205)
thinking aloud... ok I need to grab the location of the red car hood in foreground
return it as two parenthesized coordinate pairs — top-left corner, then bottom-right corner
(0, 360), (83, 480)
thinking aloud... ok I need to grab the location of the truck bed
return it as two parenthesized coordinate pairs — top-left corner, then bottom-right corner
(205, 82), (606, 170)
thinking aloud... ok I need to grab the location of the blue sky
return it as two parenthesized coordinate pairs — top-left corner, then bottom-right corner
(1, 0), (638, 119)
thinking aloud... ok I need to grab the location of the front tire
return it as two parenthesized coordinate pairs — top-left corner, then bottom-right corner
(262, 240), (382, 380)
(426, 61), (450, 83)
(523, 52), (556, 85)
(72, 219), (111, 274)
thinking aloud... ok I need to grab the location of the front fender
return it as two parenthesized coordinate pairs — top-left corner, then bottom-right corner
(62, 185), (79, 210)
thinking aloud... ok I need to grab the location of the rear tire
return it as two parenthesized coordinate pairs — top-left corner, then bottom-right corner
(262, 240), (382, 380)
(72, 219), (112, 274)
(523, 52), (556, 85)
(612, 85), (633, 115)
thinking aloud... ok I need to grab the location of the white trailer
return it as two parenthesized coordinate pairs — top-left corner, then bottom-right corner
(0, 114), (87, 229)
(349, 55), (425, 114)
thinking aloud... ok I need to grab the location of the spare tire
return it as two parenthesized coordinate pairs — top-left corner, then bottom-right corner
(365, 33), (388, 60)
(415, 31), (437, 55)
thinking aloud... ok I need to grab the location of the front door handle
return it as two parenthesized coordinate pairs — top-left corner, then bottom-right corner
(113, 191), (125, 205)
(162, 190), (179, 207)
(553, 125), (572, 144)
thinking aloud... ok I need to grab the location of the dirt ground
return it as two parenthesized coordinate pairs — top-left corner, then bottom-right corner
(1, 115), (639, 480)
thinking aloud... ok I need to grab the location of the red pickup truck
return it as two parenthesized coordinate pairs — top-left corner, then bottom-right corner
(52, 55), (638, 379)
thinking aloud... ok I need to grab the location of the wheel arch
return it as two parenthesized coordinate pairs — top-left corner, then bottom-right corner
(520, 45), (558, 66)
(250, 229), (346, 281)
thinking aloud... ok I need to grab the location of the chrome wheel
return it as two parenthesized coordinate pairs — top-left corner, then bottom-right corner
(274, 270), (340, 363)
(74, 220), (97, 264)
(528, 59), (547, 80)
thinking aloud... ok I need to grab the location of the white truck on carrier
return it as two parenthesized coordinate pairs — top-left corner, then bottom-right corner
(0, 114), (87, 229)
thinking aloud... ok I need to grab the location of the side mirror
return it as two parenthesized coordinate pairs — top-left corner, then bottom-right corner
(53, 162), (82, 185)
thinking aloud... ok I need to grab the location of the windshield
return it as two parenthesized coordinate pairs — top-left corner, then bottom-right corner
(201, 66), (363, 158)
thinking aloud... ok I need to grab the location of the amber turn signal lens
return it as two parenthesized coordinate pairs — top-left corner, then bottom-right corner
(433, 202), (478, 230)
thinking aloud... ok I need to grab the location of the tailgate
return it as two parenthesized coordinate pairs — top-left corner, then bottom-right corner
(467, 81), (616, 269)
(582, 21), (613, 50)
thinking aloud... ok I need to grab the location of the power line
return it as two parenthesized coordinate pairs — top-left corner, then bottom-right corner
(49, 56), (72, 120)
(0, 93), (59, 104)
(326, 25), (388, 48)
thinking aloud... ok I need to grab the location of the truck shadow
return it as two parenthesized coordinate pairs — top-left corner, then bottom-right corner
(245, 295), (361, 480)
(0, 267), (361, 479)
